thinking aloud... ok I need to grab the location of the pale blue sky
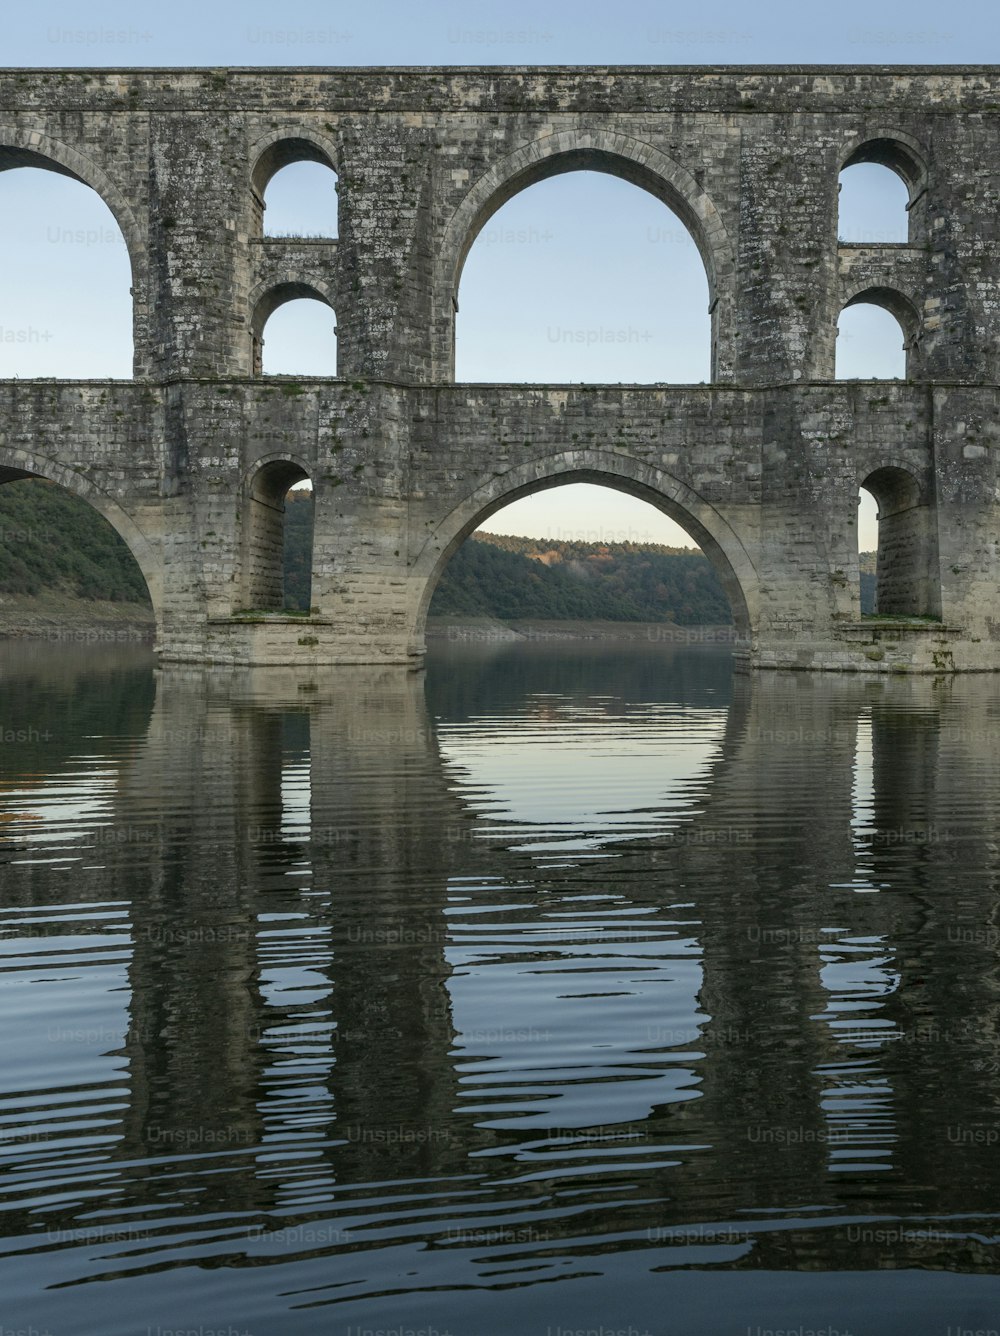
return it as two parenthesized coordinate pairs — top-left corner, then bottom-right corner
(2, 0), (987, 67)
(3, 0), (994, 552)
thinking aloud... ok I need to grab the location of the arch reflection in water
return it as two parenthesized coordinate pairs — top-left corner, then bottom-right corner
(1, 642), (1000, 1331)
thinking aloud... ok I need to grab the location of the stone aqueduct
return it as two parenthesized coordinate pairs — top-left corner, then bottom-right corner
(2, 65), (1000, 670)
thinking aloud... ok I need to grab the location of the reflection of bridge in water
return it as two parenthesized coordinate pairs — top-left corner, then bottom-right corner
(2, 644), (1000, 1277)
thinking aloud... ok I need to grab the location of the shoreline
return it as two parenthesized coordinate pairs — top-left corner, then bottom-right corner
(0, 594), (155, 641)
(426, 616), (739, 645)
(0, 605), (738, 648)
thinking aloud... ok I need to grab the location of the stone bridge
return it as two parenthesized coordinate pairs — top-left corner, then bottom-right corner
(2, 65), (1000, 670)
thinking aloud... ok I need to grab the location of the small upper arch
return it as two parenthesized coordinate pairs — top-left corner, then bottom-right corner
(250, 279), (336, 335)
(249, 129), (340, 200)
(839, 131), (929, 201)
(843, 285), (922, 350)
(249, 280), (337, 375)
(250, 130), (340, 242)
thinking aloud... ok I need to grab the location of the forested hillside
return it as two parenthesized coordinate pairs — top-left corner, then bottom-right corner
(0, 478), (149, 603)
(427, 533), (734, 624)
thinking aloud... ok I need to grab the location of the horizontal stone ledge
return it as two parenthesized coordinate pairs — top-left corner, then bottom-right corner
(3, 376), (997, 394)
(251, 237), (339, 247)
(837, 242), (921, 251)
(209, 614), (334, 626)
(834, 620), (966, 635)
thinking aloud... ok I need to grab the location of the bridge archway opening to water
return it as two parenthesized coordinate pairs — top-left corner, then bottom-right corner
(453, 167), (712, 385)
(422, 470), (748, 642)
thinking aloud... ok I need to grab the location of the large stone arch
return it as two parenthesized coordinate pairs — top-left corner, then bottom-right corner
(0, 127), (147, 311)
(411, 449), (756, 641)
(432, 129), (736, 380)
(0, 446), (162, 624)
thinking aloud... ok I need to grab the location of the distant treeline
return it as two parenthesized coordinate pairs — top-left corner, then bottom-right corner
(428, 532), (733, 624)
(0, 479), (878, 621)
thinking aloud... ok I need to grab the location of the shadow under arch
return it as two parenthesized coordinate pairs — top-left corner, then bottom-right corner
(249, 281), (337, 376)
(0, 129), (146, 312)
(859, 462), (939, 618)
(412, 450), (755, 642)
(433, 129), (735, 380)
(0, 447), (161, 626)
(861, 463), (927, 513)
(239, 454), (313, 611)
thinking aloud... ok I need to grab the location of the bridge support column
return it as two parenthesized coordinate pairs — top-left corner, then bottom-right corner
(188, 493), (424, 668)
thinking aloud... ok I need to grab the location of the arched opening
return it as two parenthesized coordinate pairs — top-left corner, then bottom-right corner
(836, 298), (910, 379)
(251, 137), (339, 239)
(859, 466), (938, 619)
(455, 171), (711, 383)
(437, 134), (733, 382)
(240, 460), (315, 614)
(261, 161), (339, 239)
(251, 285), (337, 376)
(0, 161), (133, 377)
(421, 470), (750, 647)
(0, 473), (154, 633)
(857, 489), (879, 615)
(838, 162), (910, 245)
(838, 138), (927, 246)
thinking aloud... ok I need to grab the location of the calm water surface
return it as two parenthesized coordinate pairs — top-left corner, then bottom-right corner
(1, 638), (999, 1334)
